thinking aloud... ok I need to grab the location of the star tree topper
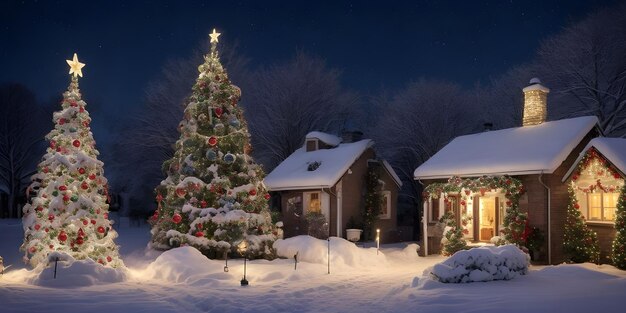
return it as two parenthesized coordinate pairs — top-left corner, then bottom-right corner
(66, 53), (86, 77)
(209, 28), (221, 43)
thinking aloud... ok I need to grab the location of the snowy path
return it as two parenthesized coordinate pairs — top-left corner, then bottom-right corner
(2, 220), (626, 313)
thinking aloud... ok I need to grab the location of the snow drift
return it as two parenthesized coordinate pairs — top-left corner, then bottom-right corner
(273, 235), (389, 267)
(27, 252), (128, 287)
(429, 245), (529, 283)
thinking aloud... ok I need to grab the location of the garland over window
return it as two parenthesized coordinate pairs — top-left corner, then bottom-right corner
(424, 175), (528, 246)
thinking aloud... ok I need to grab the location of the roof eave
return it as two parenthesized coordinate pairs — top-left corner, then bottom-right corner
(414, 169), (554, 181)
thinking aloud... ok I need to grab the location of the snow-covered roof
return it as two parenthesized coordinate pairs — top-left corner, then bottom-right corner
(414, 116), (599, 180)
(306, 131), (342, 147)
(265, 139), (374, 191)
(382, 160), (403, 187)
(563, 137), (626, 182)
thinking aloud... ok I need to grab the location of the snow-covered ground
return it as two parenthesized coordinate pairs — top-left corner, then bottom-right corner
(1, 219), (626, 313)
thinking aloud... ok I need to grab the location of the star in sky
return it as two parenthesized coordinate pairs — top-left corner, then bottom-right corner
(66, 53), (85, 77)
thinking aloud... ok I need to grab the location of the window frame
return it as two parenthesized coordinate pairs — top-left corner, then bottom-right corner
(585, 191), (617, 222)
(379, 190), (392, 219)
(303, 191), (321, 214)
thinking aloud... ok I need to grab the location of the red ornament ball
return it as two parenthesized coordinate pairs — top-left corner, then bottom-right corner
(195, 231), (204, 237)
(91, 219), (97, 225)
(574, 203), (580, 209)
(48, 214), (55, 221)
(81, 182), (89, 190)
(36, 206), (43, 211)
(83, 219), (89, 226)
(614, 172), (621, 179)
(89, 173), (96, 180)
(215, 107), (223, 117)
(58, 118), (66, 125)
(59, 185), (67, 191)
(43, 167), (49, 173)
(78, 168), (86, 174)
(34, 224), (41, 231)
(264, 194), (271, 200)
(176, 187), (187, 198)
(58, 232), (68, 242)
(107, 256), (112, 262)
(249, 189), (257, 196)
(76, 237), (84, 245)
(172, 213), (183, 224)
(73, 140), (81, 147)
(200, 200), (208, 207)
(63, 194), (70, 202)
(208, 136), (218, 146)
(97, 226), (105, 234)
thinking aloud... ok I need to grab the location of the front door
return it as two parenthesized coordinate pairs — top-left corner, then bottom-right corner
(473, 195), (500, 242)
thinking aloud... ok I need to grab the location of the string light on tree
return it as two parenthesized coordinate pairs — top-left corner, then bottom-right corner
(19, 53), (122, 268)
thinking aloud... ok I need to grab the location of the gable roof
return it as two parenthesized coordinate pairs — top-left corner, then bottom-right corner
(562, 137), (626, 182)
(264, 139), (374, 191)
(414, 116), (599, 180)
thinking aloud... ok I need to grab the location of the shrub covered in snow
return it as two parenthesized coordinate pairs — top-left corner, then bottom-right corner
(430, 245), (529, 283)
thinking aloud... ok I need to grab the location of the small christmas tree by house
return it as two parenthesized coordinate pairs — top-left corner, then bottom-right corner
(20, 54), (122, 268)
(563, 185), (600, 263)
(612, 184), (626, 269)
(149, 29), (281, 258)
(362, 166), (382, 240)
(439, 210), (467, 256)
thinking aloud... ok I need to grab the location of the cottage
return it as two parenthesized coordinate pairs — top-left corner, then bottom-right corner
(413, 78), (624, 264)
(264, 131), (402, 242)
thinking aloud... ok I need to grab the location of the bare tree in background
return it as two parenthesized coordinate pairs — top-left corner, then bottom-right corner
(373, 80), (475, 210)
(537, 4), (626, 136)
(111, 41), (249, 215)
(244, 52), (360, 170)
(0, 83), (48, 218)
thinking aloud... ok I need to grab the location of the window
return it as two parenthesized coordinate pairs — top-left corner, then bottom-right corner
(586, 192), (617, 222)
(380, 191), (391, 219)
(304, 192), (321, 214)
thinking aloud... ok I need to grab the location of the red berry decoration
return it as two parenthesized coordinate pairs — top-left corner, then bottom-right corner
(59, 185), (67, 191)
(63, 194), (70, 202)
(200, 200), (208, 207)
(43, 167), (49, 173)
(82, 219), (88, 226)
(36, 206), (43, 211)
(48, 214), (55, 221)
(76, 237), (84, 245)
(264, 194), (271, 200)
(195, 231), (204, 237)
(58, 232), (68, 242)
(156, 194), (163, 202)
(574, 203), (580, 209)
(614, 172), (621, 179)
(249, 189), (257, 196)
(89, 173), (96, 180)
(176, 187), (187, 198)
(58, 118), (66, 125)
(97, 226), (105, 234)
(73, 140), (81, 147)
(172, 213), (182, 224)
(34, 224), (41, 231)
(214, 107), (223, 117)
(81, 181), (89, 190)
(91, 219), (97, 224)
(79, 106), (85, 113)
(78, 168), (86, 174)
(208, 136), (218, 146)
(50, 141), (56, 149)
(107, 256), (112, 262)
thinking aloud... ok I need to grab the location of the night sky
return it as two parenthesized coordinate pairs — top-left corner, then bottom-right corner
(0, 0), (620, 148)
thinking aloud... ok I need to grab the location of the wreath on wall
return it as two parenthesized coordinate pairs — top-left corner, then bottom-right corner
(424, 175), (528, 249)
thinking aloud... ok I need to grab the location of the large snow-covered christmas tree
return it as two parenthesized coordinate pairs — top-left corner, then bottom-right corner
(20, 54), (122, 268)
(149, 29), (281, 258)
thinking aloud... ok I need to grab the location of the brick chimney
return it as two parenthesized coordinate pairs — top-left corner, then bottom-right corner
(522, 78), (550, 126)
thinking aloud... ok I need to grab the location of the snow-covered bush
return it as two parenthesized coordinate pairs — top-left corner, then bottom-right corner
(28, 251), (128, 287)
(430, 245), (529, 283)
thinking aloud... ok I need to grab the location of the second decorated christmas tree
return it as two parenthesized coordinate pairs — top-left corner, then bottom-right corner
(149, 29), (281, 258)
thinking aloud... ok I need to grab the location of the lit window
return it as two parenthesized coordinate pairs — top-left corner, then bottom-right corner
(380, 191), (391, 219)
(307, 192), (321, 214)
(585, 192), (617, 222)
